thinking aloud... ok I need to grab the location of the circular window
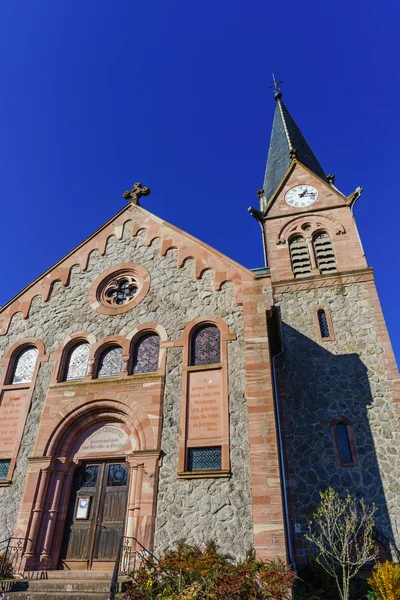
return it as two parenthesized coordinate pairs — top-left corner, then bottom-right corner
(89, 263), (150, 315)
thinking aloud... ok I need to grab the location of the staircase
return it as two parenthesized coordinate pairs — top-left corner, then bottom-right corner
(0, 570), (128, 600)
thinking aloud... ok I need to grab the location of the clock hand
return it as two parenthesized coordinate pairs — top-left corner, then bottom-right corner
(299, 189), (308, 197)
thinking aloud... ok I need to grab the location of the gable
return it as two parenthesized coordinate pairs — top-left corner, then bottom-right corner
(264, 162), (347, 219)
(0, 203), (255, 337)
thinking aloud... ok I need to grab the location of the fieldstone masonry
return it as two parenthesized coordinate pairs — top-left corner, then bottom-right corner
(275, 282), (400, 555)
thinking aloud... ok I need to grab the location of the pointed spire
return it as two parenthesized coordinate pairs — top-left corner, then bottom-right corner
(263, 83), (328, 202)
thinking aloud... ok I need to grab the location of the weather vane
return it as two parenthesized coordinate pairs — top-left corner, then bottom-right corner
(269, 73), (283, 97)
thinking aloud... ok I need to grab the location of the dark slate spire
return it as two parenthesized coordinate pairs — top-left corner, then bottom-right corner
(263, 91), (328, 201)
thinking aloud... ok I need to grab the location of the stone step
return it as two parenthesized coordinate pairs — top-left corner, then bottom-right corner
(23, 571), (114, 580)
(1, 593), (112, 600)
(15, 580), (111, 593)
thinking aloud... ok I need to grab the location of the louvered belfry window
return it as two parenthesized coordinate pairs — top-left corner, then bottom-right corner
(317, 309), (330, 339)
(65, 343), (90, 381)
(97, 346), (123, 378)
(191, 325), (221, 366)
(313, 232), (337, 274)
(12, 347), (39, 384)
(289, 236), (311, 277)
(131, 334), (160, 374)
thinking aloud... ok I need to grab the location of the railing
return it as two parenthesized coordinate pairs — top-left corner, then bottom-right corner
(0, 538), (25, 580)
(120, 536), (159, 576)
(109, 536), (158, 600)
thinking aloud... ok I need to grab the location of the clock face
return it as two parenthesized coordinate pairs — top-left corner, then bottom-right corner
(285, 185), (318, 208)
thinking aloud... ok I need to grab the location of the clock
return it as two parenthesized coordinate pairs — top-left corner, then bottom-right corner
(285, 185), (318, 208)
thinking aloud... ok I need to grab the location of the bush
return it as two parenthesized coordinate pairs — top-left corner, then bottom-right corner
(123, 540), (297, 600)
(294, 559), (339, 600)
(0, 553), (13, 580)
(367, 561), (400, 600)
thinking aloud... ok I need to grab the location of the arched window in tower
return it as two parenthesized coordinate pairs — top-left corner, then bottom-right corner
(191, 325), (221, 366)
(11, 347), (39, 384)
(336, 423), (353, 465)
(131, 334), (160, 374)
(64, 343), (90, 381)
(313, 232), (337, 274)
(317, 309), (330, 339)
(97, 346), (123, 378)
(289, 236), (311, 277)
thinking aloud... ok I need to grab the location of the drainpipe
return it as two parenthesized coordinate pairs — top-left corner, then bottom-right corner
(271, 351), (296, 570)
(248, 206), (268, 269)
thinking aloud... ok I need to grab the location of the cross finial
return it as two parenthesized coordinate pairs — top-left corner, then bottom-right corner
(268, 73), (283, 99)
(123, 182), (151, 206)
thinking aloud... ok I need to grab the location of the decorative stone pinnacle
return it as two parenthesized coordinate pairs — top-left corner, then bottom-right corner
(123, 182), (151, 206)
(327, 174), (336, 185)
(257, 189), (265, 199)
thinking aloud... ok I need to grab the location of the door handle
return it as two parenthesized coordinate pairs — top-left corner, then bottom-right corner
(97, 521), (106, 529)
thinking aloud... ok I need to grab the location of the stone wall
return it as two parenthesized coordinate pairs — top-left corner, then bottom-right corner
(0, 224), (253, 558)
(275, 281), (400, 558)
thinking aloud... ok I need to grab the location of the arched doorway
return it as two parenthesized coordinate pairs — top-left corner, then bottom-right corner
(17, 398), (160, 571)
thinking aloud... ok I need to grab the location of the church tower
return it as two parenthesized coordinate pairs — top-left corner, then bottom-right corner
(251, 85), (400, 563)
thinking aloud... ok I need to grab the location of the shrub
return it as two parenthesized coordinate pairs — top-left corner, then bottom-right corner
(122, 540), (297, 600)
(367, 561), (400, 600)
(0, 553), (13, 580)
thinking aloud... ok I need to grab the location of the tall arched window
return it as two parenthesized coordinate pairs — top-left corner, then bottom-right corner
(191, 325), (221, 366)
(317, 309), (330, 339)
(64, 343), (90, 381)
(331, 418), (357, 467)
(289, 236), (311, 277)
(313, 232), (337, 274)
(11, 347), (39, 384)
(336, 423), (353, 464)
(131, 334), (160, 374)
(97, 346), (123, 378)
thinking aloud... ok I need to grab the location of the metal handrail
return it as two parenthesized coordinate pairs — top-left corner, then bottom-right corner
(0, 537), (26, 579)
(109, 535), (157, 600)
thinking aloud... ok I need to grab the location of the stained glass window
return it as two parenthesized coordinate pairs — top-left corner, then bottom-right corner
(65, 343), (90, 381)
(97, 346), (123, 378)
(103, 276), (138, 306)
(191, 326), (220, 366)
(188, 447), (221, 471)
(12, 347), (39, 384)
(337, 423), (353, 464)
(317, 309), (330, 339)
(131, 334), (160, 374)
(78, 465), (99, 489)
(107, 464), (128, 487)
(0, 460), (10, 480)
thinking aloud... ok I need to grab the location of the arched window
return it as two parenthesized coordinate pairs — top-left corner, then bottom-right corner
(131, 334), (160, 375)
(317, 309), (330, 339)
(313, 232), (337, 274)
(11, 347), (39, 384)
(64, 343), (90, 381)
(336, 423), (353, 464)
(97, 346), (123, 378)
(191, 325), (221, 366)
(289, 236), (311, 277)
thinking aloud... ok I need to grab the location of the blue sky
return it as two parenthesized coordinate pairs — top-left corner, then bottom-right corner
(0, 1), (399, 363)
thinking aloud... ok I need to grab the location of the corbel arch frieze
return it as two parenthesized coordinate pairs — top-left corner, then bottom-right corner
(277, 214), (346, 245)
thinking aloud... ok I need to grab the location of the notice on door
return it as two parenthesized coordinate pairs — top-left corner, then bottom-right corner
(187, 370), (223, 441)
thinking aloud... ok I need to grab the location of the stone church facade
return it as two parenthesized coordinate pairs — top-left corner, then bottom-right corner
(0, 91), (398, 573)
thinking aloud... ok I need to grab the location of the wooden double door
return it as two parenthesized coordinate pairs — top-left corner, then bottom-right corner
(61, 461), (129, 569)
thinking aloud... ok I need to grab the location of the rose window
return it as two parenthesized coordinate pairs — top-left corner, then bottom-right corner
(103, 276), (139, 307)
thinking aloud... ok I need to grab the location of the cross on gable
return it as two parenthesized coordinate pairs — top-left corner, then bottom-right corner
(123, 182), (151, 206)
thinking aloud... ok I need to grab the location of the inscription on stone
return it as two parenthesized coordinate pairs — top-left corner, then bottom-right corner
(79, 425), (131, 455)
(0, 391), (28, 458)
(187, 370), (223, 440)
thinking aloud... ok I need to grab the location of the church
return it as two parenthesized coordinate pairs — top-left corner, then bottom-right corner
(0, 86), (399, 578)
